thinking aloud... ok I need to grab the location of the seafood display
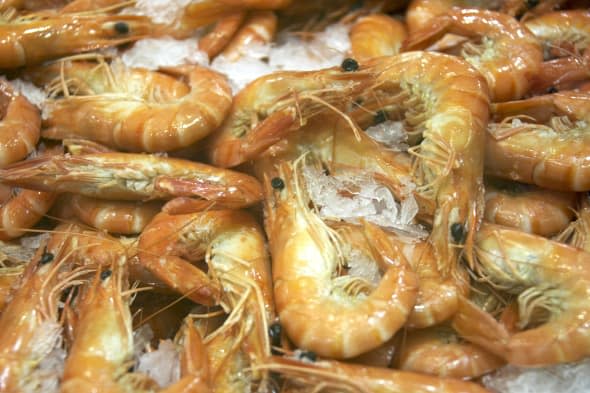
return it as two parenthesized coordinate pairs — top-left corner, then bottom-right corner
(1, 0), (590, 392)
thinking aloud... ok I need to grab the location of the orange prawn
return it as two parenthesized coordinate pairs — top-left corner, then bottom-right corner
(220, 10), (277, 61)
(0, 152), (263, 208)
(403, 8), (543, 101)
(394, 324), (505, 379)
(0, 12), (152, 68)
(37, 58), (233, 153)
(349, 13), (407, 61)
(197, 11), (247, 59)
(484, 178), (577, 237)
(264, 158), (418, 359)
(0, 79), (40, 168)
(453, 223), (590, 366)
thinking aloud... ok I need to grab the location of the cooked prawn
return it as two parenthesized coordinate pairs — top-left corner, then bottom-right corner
(37, 59), (232, 153)
(349, 14), (407, 61)
(198, 11), (246, 59)
(0, 12), (152, 68)
(60, 261), (141, 393)
(0, 145), (62, 241)
(403, 8), (543, 101)
(394, 324), (504, 379)
(0, 79), (40, 168)
(69, 194), (162, 235)
(206, 62), (373, 168)
(0, 234), (86, 392)
(0, 152), (263, 208)
(524, 10), (590, 58)
(363, 51), (489, 272)
(453, 223), (590, 366)
(220, 10), (277, 61)
(0, 263), (25, 312)
(484, 178), (577, 236)
(256, 355), (492, 392)
(486, 92), (590, 191)
(264, 158), (418, 359)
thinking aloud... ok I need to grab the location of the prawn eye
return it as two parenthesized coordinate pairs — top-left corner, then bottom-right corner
(271, 177), (285, 190)
(269, 322), (282, 347)
(526, 0), (539, 8)
(297, 350), (317, 362)
(546, 86), (558, 94)
(114, 21), (130, 35)
(373, 110), (388, 125)
(100, 269), (112, 280)
(39, 249), (54, 265)
(451, 223), (466, 243)
(341, 58), (359, 72)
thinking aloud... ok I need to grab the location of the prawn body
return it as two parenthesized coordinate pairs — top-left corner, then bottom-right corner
(264, 159), (418, 359)
(0, 152), (263, 208)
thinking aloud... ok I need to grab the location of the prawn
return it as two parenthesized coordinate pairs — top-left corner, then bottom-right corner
(484, 178), (577, 237)
(37, 58), (233, 153)
(264, 158), (418, 359)
(205, 61), (373, 168)
(220, 10), (277, 61)
(486, 92), (590, 191)
(403, 8), (543, 101)
(363, 52), (489, 273)
(349, 13), (407, 61)
(0, 152), (264, 208)
(524, 10), (590, 58)
(60, 261), (142, 393)
(0, 78), (40, 168)
(0, 12), (152, 68)
(198, 11), (246, 59)
(453, 223), (590, 366)
(394, 324), (505, 379)
(256, 355), (492, 392)
(0, 233), (87, 392)
(0, 144), (62, 241)
(69, 194), (162, 235)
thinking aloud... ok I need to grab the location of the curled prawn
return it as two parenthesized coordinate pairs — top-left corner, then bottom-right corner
(198, 11), (247, 59)
(37, 59), (232, 153)
(0, 152), (263, 208)
(454, 223), (590, 366)
(0, 79), (40, 168)
(349, 14), (407, 60)
(0, 13), (152, 68)
(403, 8), (543, 101)
(256, 355), (492, 392)
(486, 92), (590, 191)
(394, 324), (505, 379)
(364, 51), (489, 272)
(484, 178), (577, 236)
(220, 10), (277, 61)
(264, 158), (418, 359)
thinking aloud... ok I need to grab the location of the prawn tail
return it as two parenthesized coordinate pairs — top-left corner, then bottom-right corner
(402, 16), (452, 51)
(451, 296), (509, 359)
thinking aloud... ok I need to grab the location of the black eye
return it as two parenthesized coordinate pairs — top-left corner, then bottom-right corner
(39, 249), (54, 265)
(526, 0), (539, 8)
(341, 58), (359, 72)
(373, 110), (388, 125)
(269, 322), (282, 347)
(114, 22), (130, 35)
(297, 350), (317, 362)
(450, 223), (466, 243)
(271, 177), (285, 190)
(100, 269), (112, 280)
(546, 86), (558, 94)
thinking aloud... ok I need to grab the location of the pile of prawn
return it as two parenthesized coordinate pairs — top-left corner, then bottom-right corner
(1, 0), (590, 392)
